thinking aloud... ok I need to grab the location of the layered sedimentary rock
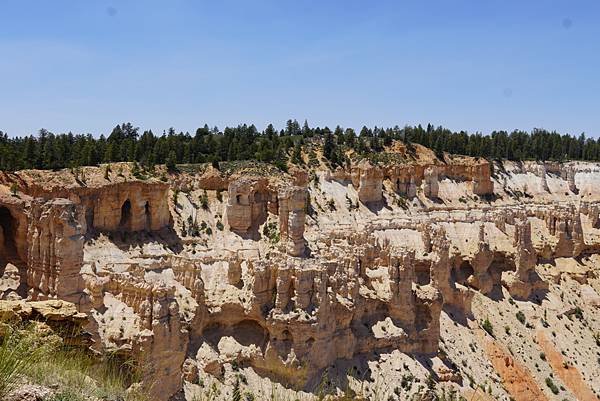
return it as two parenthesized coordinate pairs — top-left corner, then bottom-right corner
(0, 194), (29, 268)
(27, 199), (86, 303)
(226, 178), (270, 233)
(423, 166), (439, 198)
(0, 167), (172, 233)
(277, 186), (307, 257)
(4, 151), (600, 401)
(352, 160), (384, 203)
(0, 299), (88, 345)
(469, 160), (495, 195)
(89, 182), (171, 232)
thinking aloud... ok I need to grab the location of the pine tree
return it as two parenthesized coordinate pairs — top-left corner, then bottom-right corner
(166, 150), (177, 171)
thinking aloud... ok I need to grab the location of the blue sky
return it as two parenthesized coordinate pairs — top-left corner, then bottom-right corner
(1, 1), (599, 137)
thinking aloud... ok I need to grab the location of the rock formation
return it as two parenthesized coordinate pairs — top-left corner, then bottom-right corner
(277, 185), (307, 256)
(27, 199), (86, 303)
(226, 178), (270, 234)
(3, 147), (600, 401)
(423, 166), (439, 198)
(352, 160), (383, 204)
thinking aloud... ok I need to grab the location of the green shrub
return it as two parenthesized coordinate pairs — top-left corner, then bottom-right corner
(200, 191), (209, 210)
(545, 377), (559, 394)
(0, 324), (146, 401)
(262, 222), (280, 244)
(0, 329), (38, 398)
(482, 318), (494, 337)
(516, 311), (526, 325)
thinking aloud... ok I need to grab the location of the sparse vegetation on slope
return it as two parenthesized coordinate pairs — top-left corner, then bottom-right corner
(0, 323), (146, 401)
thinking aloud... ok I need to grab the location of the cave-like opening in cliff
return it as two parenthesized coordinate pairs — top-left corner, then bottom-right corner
(488, 255), (516, 282)
(119, 199), (132, 230)
(415, 261), (431, 285)
(594, 215), (600, 229)
(415, 303), (432, 332)
(0, 207), (18, 264)
(202, 320), (269, 352)
(144, 201), (151, 230)
(451, 261), (474, 287)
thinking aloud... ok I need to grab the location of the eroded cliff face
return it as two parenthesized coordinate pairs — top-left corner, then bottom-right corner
(5, 152), (600, 400)
(27, 198), (86, 303)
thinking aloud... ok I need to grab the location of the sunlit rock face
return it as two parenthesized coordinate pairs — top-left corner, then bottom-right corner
(3, 151), (600, 401)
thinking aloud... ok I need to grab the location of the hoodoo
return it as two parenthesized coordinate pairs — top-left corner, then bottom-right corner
(3, 143), (600, 401)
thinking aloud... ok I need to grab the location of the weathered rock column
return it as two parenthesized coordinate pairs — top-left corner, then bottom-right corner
(352, 160), (383, 204)
(471, 161), (494, 196)
(27, 198), (86, 304)
(278, 186), (307, 257)
(226, 178), (268, 234)
(423, 166), (439, 198)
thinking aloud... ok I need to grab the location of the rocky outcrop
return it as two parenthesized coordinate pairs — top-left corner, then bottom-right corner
(563, 165), (579, 194)
(0, 299), (88, 343)
(1, 167), (172, 234)
(27, 199), (86, 303)
(388, 165), (418, 197)
(6, 152), (600, 401)
(0, 194), (29, 268)
(133, 285), (188, 400)
(226, 178), (270, 234)
(278, 186), (307, 256)
(469, 160), (494, 196)
(423, 166), (439, 198)
(352, 160), (383, 204)
(89, 182), (171, 232)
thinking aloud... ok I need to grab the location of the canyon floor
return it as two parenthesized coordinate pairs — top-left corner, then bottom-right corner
(2, 143), (600, 401)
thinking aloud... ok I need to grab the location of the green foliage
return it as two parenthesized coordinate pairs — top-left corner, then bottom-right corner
(291, 140), (303, 165)
(166, 150), (177, 172)
(400, 373), (414, 391)
(131, 162), (145, 180)
(185, 216), (200, 237)
(0, 324), (145, 400)
(232, 378), (241, 401)
(200, 190), (209, 210)
(326, 199), (336, 211)
(262, 222), (280, 244)
(482, 317), (494, 337)
(0, 121), (596, 172)
(516, 311), (526, 325)
(545, 377), (559, 394)
(0, 329), (38, 398)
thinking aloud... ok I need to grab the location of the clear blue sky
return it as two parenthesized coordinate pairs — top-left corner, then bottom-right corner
(1, 1), (599, 137)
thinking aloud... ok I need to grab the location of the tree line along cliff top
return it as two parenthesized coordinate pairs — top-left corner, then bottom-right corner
(0, 120), (597, 172)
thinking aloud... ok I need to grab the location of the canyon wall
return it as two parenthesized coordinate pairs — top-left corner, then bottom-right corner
(2, 155), (600, 400)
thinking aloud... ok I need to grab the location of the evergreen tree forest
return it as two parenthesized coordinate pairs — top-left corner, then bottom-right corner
(0, 120), (598, 172)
